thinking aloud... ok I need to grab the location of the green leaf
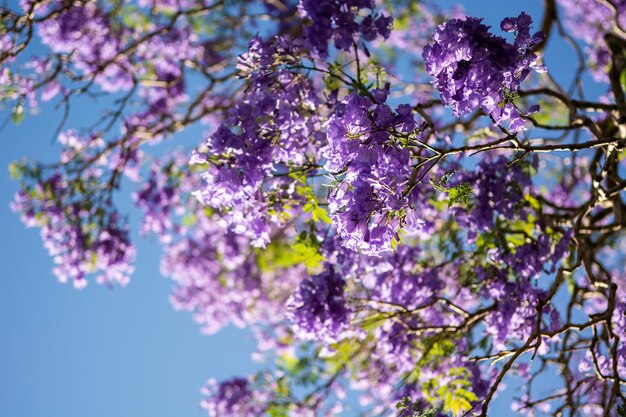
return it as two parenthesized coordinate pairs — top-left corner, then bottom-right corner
(257, 232), (326, 275)
(299, 183), (332, 224)
(257, 242), (301, 273)
(506, 232), (525, 248)
(430, 176), (474, 207)
(525, 194), (541, 211)
(267, 405), (289, 417)
(467, 127), (500, 142)
(292, 232), (325, 274)
(303, 202), (332, 224)
(324, 73), (342, 91)
(393, 14), (411, 31)
(421, 366), (478, 416)
(89, 252), (98, 272)
(8, 161), (23, 179)
(277, 353), (300, 374)
(267, 404), (289, 417)
(12, 104), (24, 125)
(566, 271), (576, 294)
(447, 183), (474, 206)
(361, 312), (390, 331)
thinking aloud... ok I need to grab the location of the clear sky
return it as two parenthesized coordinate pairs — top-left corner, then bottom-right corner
(0, 1), (601, 416)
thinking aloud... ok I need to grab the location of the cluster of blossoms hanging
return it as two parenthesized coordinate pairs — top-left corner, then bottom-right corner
(422, 13), (545, 131)
(3, 0), (626, 416)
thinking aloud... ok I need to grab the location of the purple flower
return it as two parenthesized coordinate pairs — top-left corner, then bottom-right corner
(287, 267), (349, 343)
(322, 93), (422, 254)
(423, 14), (545, 131)
(201, 378), (262, 417)
(11, 169), (135, 288)
(298, 0), (392, 56)
(193, 36), (322, 247)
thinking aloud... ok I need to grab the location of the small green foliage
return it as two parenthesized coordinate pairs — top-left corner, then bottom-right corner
(277, 353), (300, 375)
(257, 242), (301, 273)
(475, 232), (495, 253)
(324, 73), (342, 91)
(396, 397), (438, 417)
(501, 88), (518, 105)
(278, 349), (323, 386)
(300, 187), (332, 224)
(430, 176), (474, 207)
(363, 58), (388, 87)
(393, 13), (411, 31)
(422, 367), (478, 416)
(617, 402), (626, 417)
(292, 231), (326, 274)
(360, 312), (392, 331)
(401, 337), (478, 417)
(87, 252), (98, 272)
(326, 339), (355, 374)
(524, 194), (542, 211)
(274, 375), (291, 399)
(324, 61), (344, 91)
(303, 202), (332, 224)
(12, 104), (24, 125)
(268, 206), (292, 223)
(325, 336), (370, 375)
(8, 161), (23, 179)
(267, 404), (289, 417)
(446, 183), (474, 206)
(419, 337), (456, 366)
(295, 177), (332, 224)
(257, 230), (326, 274)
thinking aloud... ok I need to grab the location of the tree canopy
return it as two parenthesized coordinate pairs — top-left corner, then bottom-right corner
(2, 0), (626, 416)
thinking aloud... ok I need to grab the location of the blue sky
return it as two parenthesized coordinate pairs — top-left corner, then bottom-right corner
(0, 1), (604, 416)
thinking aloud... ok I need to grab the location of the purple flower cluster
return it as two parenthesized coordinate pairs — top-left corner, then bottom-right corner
(11, 171), (135, 288)
(8, 1), (626, 415)
(423, 13), (545, 131)
(322, 92), (422, 254)
(162, 214), (303, 335)
(298, 0), (393, 56)
(286, 267), (349, 343)
(477, 231), (571, 350)
(200, 377), (263, 417)
(325, 245), (489, 410)
(134, 156), (194, 243)
(38, 2), (133, 92)
(193, 36), (322, 247)
(135, 27), (201, 109)
(496, 229), (573, 279)
(480, 269), (554, 349)
(461, 156), (532, 232)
